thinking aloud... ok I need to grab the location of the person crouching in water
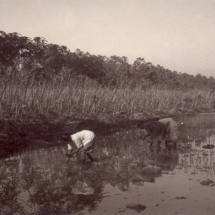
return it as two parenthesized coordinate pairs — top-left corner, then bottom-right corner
(137, 118), (178, 148)
(137, 120), (166, 147)
(66, 130), (95, 164)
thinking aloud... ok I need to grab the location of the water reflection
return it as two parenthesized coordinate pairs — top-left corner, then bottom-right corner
(0, 135), (179, 214)
(177, 113), (215, 144)
(178, 135), (215, 177)
(1, 114), (215, 214)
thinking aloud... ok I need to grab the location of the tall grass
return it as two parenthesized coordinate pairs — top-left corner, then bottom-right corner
(0, 73), (214, 121)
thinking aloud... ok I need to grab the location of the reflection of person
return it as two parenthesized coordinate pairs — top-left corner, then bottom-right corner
(66, 130), (95, 163)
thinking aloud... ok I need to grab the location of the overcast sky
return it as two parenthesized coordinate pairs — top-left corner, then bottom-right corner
(1, 0), (215, 77)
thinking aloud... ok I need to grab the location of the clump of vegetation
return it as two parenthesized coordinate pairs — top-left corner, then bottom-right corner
(1, 72), (214, 121)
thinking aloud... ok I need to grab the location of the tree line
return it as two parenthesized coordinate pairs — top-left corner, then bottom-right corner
(1, 30), (215, 90)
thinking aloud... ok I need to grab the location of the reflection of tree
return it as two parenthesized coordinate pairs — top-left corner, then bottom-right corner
(0, 176), (25, 214)
(25, 163), (104, 214)
(1, 152), (102, 214)
(1, 131), (180, 214)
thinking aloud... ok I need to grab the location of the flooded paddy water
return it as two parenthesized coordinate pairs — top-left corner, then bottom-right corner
(1, 114), (215, 215)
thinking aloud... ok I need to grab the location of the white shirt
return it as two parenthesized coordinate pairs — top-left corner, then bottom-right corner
(70, 130), (95, 148)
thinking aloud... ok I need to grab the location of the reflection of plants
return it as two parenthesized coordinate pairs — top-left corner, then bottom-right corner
(178, 140), (215, 176)
(1, 131), (180, 214)
(0, 176), (25, 214)
(31, 183), (102, 214)
(29, 180), (71, 214)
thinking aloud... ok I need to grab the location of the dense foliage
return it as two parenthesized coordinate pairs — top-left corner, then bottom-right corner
(1, 31), (215, 90)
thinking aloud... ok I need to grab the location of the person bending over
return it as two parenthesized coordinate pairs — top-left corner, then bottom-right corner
(66, 130), (95, 163)
(138, 121), (166, 146)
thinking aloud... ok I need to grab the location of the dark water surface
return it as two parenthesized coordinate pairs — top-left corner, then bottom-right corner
(1, 114), (215, 215)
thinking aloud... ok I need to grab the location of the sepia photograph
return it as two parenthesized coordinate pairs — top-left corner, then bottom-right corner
(0, 0), (215, 214)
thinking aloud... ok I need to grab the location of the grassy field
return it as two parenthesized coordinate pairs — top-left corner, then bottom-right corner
(0, 74), (214, 121)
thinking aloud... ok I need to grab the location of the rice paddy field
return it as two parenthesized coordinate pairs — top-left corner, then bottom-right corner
(1, 113), (215, 215)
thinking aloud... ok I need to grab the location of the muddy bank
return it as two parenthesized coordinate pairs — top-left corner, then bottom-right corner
(0, 108), (214, 158)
